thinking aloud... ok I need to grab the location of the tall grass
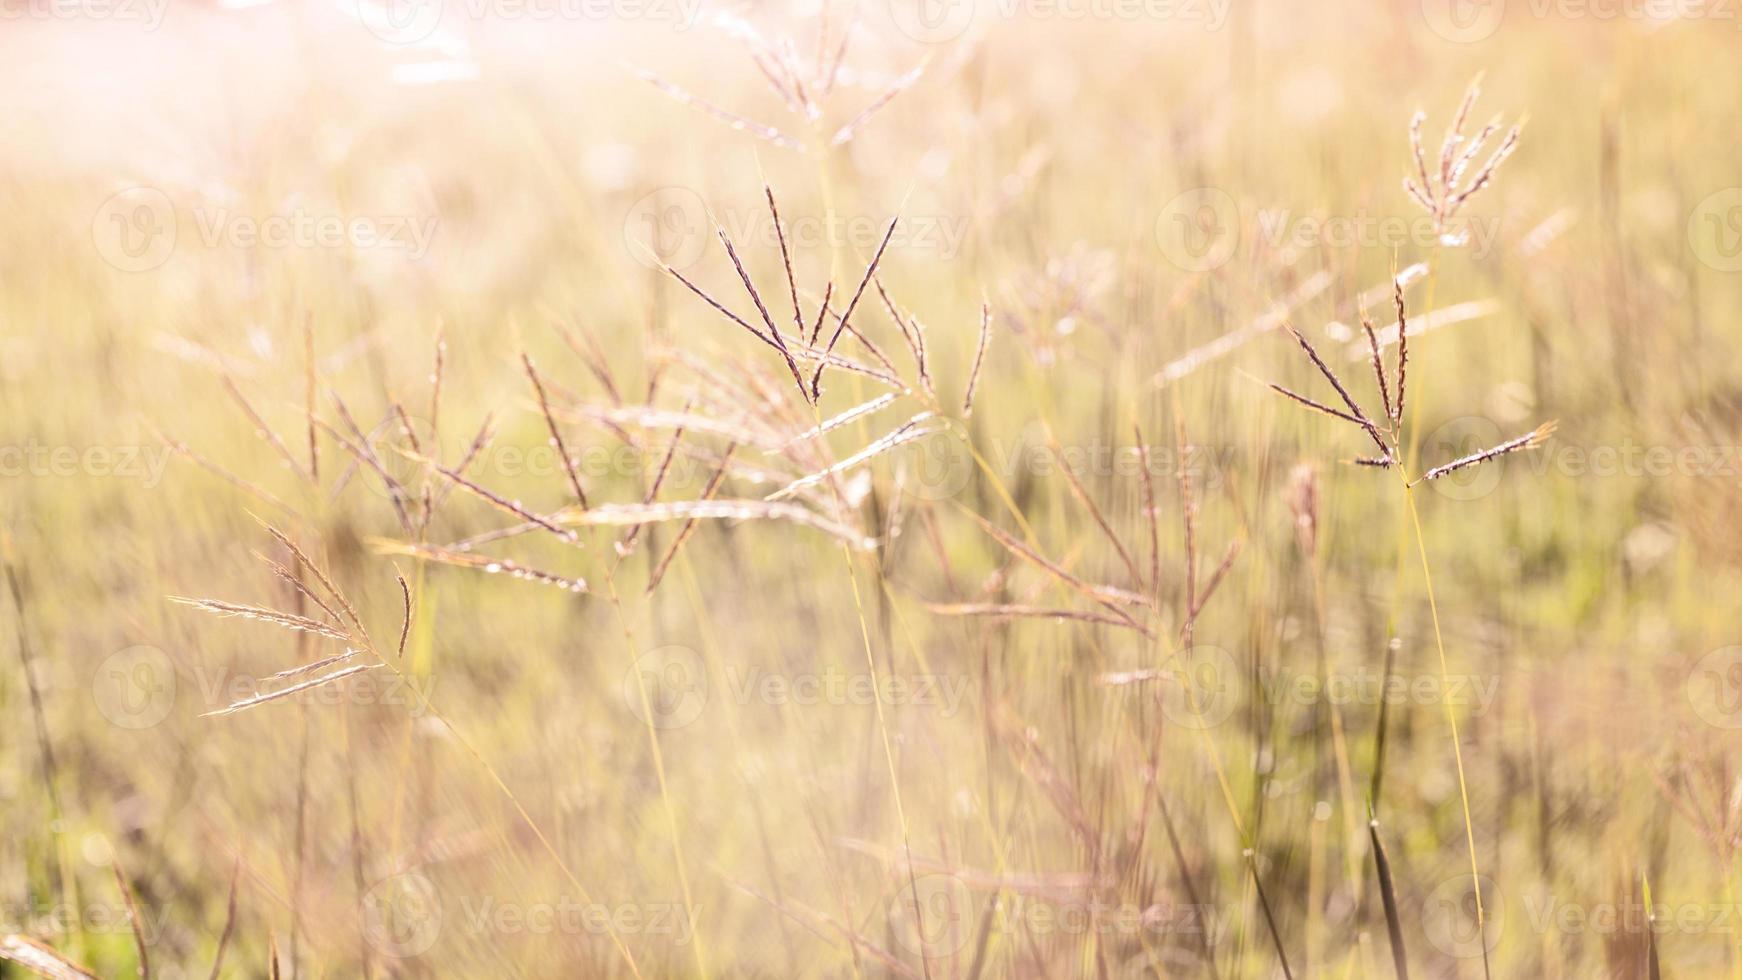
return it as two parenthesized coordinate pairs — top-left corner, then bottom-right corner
(3, 7), (1740, 979)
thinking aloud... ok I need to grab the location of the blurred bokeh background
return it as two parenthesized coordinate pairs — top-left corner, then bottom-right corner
(3, 0), (1742, 976)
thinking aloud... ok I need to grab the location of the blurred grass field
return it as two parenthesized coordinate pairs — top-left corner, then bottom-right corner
(4, 2), (1742, 977)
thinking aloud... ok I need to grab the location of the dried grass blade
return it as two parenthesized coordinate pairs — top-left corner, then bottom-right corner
(428, 413), (496, 516)
(957, 509), (1150, 633)
(806, 296), (901, 378)
(988, 699), (1095, 844)
(618, 423), (688, 556)
(201, 664), (378, 717)
(428, 327), (446, 444)
(1411, 421), (1556, 486)
(255, 520), (369, 642)
(208, 857), (241, 980)
(716, 226), (809, 399)
(1440, 76), (1483, 181)
(269, 649), (360, 680)
(764, 185), (810, 344)
(1409, 110), (1432, 198)
(523, 354), (592, 509)
(1095, 667), (1170, 687)
(1176, 413), (1198, 621)
(963, 303), (992, 417)
(923, 602), (1146, 632)
(1154, 271), (1331, 386)
(830, 62), (925, 146)
(404, 450), (578, 543)
(764, 413), (936, 501)
(1265, 383), (1367, 428)
(169, 597), (352, 642)
(811, 215), (900, 397)
(808, 280), (834, 346)
(553, 402), (779, 450)
(148, 422), (296, 516)
(1048, 433), (1142, 587)
(1448, 125), (1520, 212)
(1345, 299), (1501, 358)
(1361, 314), (1394, 425)
(777, 393), (899, 450)
(631, 68), (803, 150)
(1283, 325), (1389, 454)
(221, 374), (310, 483)
(557, 323), (623, 405)
(661, 262), (787, 356)
(371, 540), (589, 593)
(0, 935), (100, 980)
(873, 277), (924, 376)
(252, 551), (344, 626)
(304, 318), (320, 480)
(312, 415), (413, 532)
(1391, 278), (1408, 428)
(111, 860), (150, 980)
(395, 571), (413, 657)
(1133, 423), (1161, 594)
(557, 499), (874, 550)
(1370, 819), (1411, 980)
(647, 443), (736, 593)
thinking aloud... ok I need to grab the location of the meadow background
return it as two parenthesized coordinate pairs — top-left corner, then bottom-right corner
(3, 0), (1742, 976)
